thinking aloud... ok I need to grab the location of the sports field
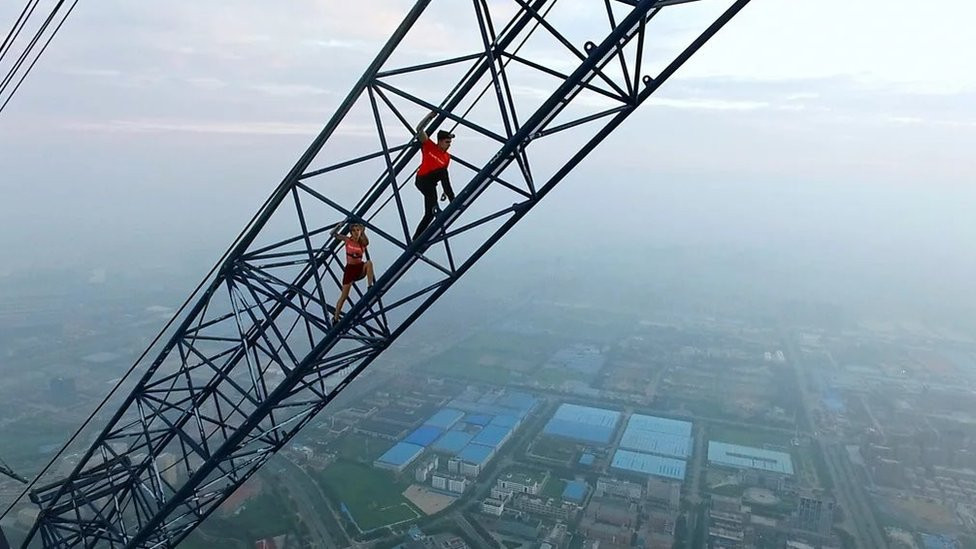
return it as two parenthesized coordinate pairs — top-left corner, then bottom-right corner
(317, 462), (420, 531)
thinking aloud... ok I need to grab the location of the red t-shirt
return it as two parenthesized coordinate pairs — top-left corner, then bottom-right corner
(418, 138), (450, 176)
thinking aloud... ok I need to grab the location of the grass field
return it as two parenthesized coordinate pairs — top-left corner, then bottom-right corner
(541, 477), (567, 500)
(317, 462), (419, 532)
(420, 329), (573, 384)
(234, 492), (298, 536)
(706, 423), (794, 449)
(529, 437), (577, 464)
(529, 367), (591, 387)
(336, 433), (394, 463)
(422, 353), (511, 384)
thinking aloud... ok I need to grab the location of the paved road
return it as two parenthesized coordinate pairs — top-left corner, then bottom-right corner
(455, 512), (494, 548)
(825, 443), (887, 549)
(783, 330), (887, 549)
(274, 460), (341, 549)
(686, 423), (706, 506)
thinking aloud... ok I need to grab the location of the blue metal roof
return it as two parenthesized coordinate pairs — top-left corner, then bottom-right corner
(472, 425), (510, 448)
(431, 430), (474, 455)
(611, 449), (686, 480)
(496, 391), (537, 412)
(464, 414), (493, 426)
(579, 453), (595, 466)
(625, 414), (692, 437)
(446, 392), (538, 419)
(707, 442), (794, 475)
(562, 481), (587, 503)
(543, 403), (620, 444)
(403, 425), (444, 447)
(489, 414), (518, 429)
(423, 408), (464, 430)
(376, 442), (425, 467)
(619, 431), (691, 459)
(457, 443), (494, 466)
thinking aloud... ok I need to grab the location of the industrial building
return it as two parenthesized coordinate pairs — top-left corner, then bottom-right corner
(707, 442), (795, 490)
(423, 408), (465, 430)
(562, 481), (588, 504)
(374, 442), (425, 473)
(596, 476), (644, 500)
(456, 443), (494, 477)
(472, 425), (510, 447)
(403, 425), (444, 447)
(543, 403), (621, 445)
(795, 490), (835, 537)
(431, 430), (475, 455)
(611, 449), (687, 481)
(511, 494), (578, 520)
(497, 470), (546, 495)
(414, 456), (439, 483)
(368, 390), (531, 485)
(446, 390), (538, 421)
(708, 442), (794, 475)
(618, 414), (693, 459)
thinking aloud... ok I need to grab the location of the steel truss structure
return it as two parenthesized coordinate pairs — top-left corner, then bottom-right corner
(23, 0), (751, 546)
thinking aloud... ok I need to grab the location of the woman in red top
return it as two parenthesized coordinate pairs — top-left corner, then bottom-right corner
(412, 111), (456, 241)
(332, 222), (374, 323)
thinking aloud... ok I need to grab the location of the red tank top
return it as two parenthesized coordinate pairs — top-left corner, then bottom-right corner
(345, 238), (365, 265)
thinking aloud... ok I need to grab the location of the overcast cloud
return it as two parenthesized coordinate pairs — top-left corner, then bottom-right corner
(0, 0), (973, 324)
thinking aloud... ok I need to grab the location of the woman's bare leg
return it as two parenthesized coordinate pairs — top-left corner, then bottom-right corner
(365, 261), (375, 287)
(334, 283), (352, 322)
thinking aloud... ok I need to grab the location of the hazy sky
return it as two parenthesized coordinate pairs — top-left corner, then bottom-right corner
(1, 0), (974, 320)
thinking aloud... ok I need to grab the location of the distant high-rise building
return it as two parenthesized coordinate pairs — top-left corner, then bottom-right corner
(707, 495), (748, 549)
(415, 456), (438, 483)
(795, 490), (834, 537)
(596, 476), (643, 500)
(645, 476), (681, 513)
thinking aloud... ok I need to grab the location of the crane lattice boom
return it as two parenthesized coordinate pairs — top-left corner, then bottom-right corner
(22, 0), (751, 546)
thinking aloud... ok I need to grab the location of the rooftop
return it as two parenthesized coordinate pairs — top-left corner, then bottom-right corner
(625, 414), (693, 437)
(431, 430), (474, 455)
(457, 443), (494, 466)
(501, 469), (546, 485)
(423, 408), (465, 430)
(464, 414), (493, 426)
(490, 414), (519, 428)
(403, 425), (444, 447)
(562, 481), (588, 503)
(472, 425), (511, 448)
(376, 442), (425, 467)
(543, 403), (621, 445)
(611, 449), (686, 480)
(618, 430), (691, 459)
(707, 441), (794, 475)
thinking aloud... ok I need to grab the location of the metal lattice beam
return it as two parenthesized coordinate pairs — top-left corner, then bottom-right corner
(23, 0), (751, 546)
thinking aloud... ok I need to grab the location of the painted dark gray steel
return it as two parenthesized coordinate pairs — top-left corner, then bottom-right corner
(22, 0), (751, 546)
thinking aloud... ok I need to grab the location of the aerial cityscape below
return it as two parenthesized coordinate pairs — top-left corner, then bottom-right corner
(2, 252), (975, 548)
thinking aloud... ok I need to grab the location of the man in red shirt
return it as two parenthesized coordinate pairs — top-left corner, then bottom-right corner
(412, 111), (456, 241)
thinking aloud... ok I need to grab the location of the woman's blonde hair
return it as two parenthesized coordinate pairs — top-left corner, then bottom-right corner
(350, 223), (369, 246)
